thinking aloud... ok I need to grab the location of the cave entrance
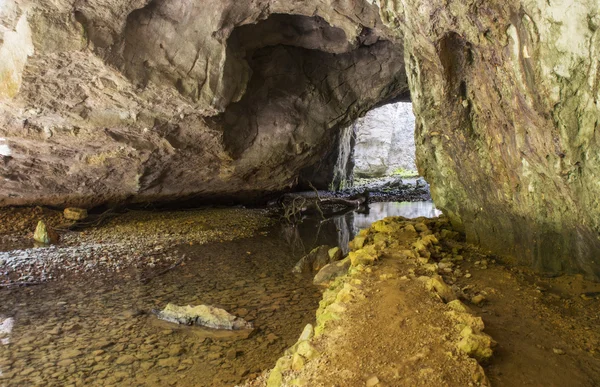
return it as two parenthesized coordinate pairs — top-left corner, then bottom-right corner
(219, 12), (427, 202)
(330, 101), (419, 191)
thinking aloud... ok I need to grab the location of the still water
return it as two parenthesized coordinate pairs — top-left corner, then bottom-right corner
(0, 201), (440, 386)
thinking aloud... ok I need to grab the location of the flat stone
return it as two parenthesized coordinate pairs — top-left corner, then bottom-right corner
(157, 358), (179, 368)
(168, 345), (183, 356)
(156, 304), (253, 330)
(366, 375), (380, 387)
(140, 361), (155, 371)
(60, 349), (82, 360)
(115, 355), (136, 365)
(56, 359), (74, 367)
(313, 258), (351, 286)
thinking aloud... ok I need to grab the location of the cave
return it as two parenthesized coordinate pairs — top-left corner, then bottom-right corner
(1, 0), (600, 386)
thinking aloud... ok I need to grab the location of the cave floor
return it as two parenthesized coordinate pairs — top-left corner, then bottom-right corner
(0, 206), (325, 386)
(245, 219), (600, 387)
(0, 206), (599, 386)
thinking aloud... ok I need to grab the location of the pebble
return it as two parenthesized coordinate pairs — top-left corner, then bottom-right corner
(140, 361), (155, 371)
(168, 345), (183, 356)
(366, 375), (380, 386)
(57, 359), (74, 367)
(266, 333), (279, 344)
(207, 353), (222, 361)
(553, 348), (566, 355)
(226, 349), (239, 360)
(158, 358), (179, 368)
(471, 294), (486, 306)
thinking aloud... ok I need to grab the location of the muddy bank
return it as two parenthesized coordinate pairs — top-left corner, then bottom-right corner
(248, 216), (600, 386)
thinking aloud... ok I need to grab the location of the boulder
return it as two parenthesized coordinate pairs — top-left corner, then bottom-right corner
(33, 220), (58, 244)
(313, 258), (351, 286)
(457, 326), (496, 362)
(63, 208), (88, 221)
(155, 304), (253, 330)
(293, 245), (339, 274)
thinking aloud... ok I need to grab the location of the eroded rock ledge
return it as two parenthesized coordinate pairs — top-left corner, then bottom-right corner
(0, 0), (407, 208)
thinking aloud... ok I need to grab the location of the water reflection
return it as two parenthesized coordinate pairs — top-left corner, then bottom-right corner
(339, 201), (441, 254)
(290, 201), (441, 256)
(352, 201), (442, 231)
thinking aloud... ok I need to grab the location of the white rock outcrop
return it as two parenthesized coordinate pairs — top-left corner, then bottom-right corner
(353, 102), (417, 178)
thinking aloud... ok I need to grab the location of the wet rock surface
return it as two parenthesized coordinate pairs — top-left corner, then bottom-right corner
(292, 246), (339, 275)
(156, 304), (253, 330)
(378, 0), (600, 279)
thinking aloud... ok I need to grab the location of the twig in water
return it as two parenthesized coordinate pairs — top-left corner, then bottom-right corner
(140, 254), (186, 284)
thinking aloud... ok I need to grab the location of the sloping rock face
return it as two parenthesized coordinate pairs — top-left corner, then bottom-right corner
(0, 0), (408, 207)
(353, 102), (417, 178)
(380, 0), (600, 279)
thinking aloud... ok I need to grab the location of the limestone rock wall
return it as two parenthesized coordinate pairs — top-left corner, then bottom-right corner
(0, 0), (408, 207)
(353, 102), (417, 178)
(2, 0), (600, 279)
(379, 0), (600, 279)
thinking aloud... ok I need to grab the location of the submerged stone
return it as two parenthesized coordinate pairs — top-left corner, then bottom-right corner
(155, 304), (253, 330)
(292, 245), (337, 274)
(313, 258), (351, 286)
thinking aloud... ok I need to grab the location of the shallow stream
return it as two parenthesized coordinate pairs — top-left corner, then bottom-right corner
(0, 201), (440, 386)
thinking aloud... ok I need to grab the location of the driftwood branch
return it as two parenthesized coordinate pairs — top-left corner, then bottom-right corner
(279, 183), (369, 225)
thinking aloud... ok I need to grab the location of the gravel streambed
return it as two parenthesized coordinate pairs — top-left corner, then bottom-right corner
(0, 207), (273, 287)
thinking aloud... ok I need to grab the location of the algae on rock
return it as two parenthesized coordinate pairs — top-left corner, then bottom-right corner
(156, 303), (253, 330)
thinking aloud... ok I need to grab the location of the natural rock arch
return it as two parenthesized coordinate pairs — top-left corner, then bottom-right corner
(1, 0), (600, 280)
